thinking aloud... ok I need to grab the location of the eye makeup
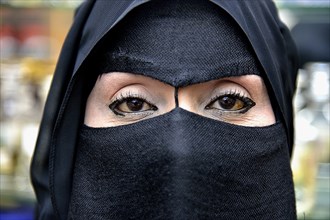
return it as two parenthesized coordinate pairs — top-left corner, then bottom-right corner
(205, 90), (256, 114)
(85, 73), (275, 127)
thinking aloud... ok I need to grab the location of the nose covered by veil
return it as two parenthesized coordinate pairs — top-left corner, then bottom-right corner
(30, 0), (299, 219)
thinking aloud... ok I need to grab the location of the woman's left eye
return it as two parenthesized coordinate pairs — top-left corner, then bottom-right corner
(205, 94), (255, 113)
(109, 97), (158, 116)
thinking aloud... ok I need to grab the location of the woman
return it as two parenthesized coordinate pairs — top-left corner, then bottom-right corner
(31, 0), (299, 219)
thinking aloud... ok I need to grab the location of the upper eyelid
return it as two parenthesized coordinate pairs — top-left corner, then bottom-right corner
(109, 84), (174, 108)
(213, 79), (254, 98)
(217, 76), (262, 88)
(114, 92), (149, 102)
(110, 92), (156, 110)
(204, 89), (250, 105)
(109, 85), (155, 103)
(99, 73), (259, 97)
(214, 89), (248, 98)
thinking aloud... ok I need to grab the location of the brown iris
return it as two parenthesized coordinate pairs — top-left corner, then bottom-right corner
(125, 98), (145, 111)
(218, 96), (244, 110)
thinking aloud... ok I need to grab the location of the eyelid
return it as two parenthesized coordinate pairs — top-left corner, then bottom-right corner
(110, 91), (152, 105)
(206, 89), (249, 105)
(109, 84), (157, 105)
(214, 79), (254, 100)
(217, 77), (256, 93)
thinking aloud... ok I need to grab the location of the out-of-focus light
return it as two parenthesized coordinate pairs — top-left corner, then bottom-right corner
(307, 63), (330, 103)
(296, 109), (319, 142)
(311, 71), (329, 102)
(323, 103), (330, 122)
(275, 0), (330, 7)
(1, 0), (84, 8)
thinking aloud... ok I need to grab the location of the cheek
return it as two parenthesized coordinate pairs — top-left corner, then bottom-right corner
(247, 99), (276, 126)
(244, 77), (276, 126)
(260, 103), (276, 125)
(84, 86), (107, 127)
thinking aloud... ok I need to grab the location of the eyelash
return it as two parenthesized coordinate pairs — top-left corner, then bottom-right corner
(206, 90), (255, 114)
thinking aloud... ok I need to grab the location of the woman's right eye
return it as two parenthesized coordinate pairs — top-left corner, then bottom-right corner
(109, 97), (158, 116)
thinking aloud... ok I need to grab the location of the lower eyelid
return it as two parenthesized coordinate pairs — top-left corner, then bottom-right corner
(208, 107), (250, 115)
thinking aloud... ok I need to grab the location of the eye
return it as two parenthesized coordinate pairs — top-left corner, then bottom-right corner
(109, 97), (158, 116)
(205, 93), (255, 113)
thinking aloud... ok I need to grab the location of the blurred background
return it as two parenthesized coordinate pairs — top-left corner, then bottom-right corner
(0, 0), (329, 219)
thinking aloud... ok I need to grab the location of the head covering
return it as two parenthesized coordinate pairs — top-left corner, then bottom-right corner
(94, 0), (262, 86)
(30, 0), (299, 219)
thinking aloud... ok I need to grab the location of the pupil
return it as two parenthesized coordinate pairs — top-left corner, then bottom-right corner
(219, 96), (236, 109)
(127, 98), (144, 111)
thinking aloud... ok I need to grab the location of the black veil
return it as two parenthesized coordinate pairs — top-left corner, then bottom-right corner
(30, 1), (298, 219)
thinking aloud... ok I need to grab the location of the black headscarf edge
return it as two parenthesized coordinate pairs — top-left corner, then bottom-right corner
(31, 1), (298, 219)
(30, 0), (97, 219)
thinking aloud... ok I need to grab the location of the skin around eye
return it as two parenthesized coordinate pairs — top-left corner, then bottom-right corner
(84, 72), (175, 127)
(178, 75), (276, 126)
(85, 72), (275, 127)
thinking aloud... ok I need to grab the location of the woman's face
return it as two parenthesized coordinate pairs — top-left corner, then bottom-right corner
(85, 72), (275, 127)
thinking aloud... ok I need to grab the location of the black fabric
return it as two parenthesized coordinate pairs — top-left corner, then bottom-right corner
(30, 0), (299, 219)
(72, 0), (298, 151)
(96, 0), (262, 87)
(216, 1), (299, 150)
(291, 22), (330, 67)
(69, 108), (296, 219)
(29, 1), (96, 219)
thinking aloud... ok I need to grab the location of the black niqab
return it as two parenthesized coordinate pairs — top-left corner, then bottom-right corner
(30, 0), (299, 219)
(96, 0), (262, 86)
